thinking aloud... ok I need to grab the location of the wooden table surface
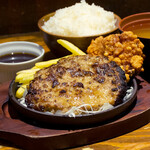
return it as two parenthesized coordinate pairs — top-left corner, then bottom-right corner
(0, 32), (150, 150)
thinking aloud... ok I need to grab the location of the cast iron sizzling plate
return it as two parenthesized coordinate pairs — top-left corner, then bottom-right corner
(8, 78), (137, 128)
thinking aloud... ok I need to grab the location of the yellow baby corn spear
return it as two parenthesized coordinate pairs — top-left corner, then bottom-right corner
(16, 84), (27, 99)
(16, 68), (40, 75)
(35, 58), (59, 68)
(18, 74), (34, 84)
(57, 39), (86, 55)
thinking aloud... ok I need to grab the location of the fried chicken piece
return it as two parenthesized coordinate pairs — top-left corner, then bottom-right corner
(87, 31), (145, 81)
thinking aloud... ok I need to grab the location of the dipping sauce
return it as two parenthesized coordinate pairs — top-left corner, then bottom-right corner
(122, 20), (150, 39)
(0, 52), (37, 63)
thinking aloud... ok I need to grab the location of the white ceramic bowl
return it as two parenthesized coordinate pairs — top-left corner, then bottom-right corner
(0, 41), (45, 83)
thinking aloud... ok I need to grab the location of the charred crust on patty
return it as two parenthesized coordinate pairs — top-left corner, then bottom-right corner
(59, 89), (67, 94)
(52, 79), (59, 88)
(73, 82), (84, 88)
(94, 76), (105, 83)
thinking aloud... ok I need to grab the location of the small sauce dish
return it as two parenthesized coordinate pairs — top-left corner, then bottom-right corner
(0, 41), (45, 83)
(119, 12), (150, 39)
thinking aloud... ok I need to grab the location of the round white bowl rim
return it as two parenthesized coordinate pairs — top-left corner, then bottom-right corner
(0, 41), (45, 65)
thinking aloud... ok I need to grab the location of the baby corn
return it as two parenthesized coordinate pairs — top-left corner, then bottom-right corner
(16, 84), (27, 98)
(35, 58), (59, 68)
(57, 39), (86, 55)
(16, 68), (40, 75)
(18, 74), (34, 84)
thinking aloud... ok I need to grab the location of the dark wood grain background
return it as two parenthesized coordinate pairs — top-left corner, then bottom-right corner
(0, 0), (150, 35)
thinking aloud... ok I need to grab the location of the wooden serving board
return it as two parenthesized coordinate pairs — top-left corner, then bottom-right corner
(0, 76), (150, 150)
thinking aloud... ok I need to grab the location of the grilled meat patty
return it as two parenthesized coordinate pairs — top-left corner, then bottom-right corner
(25, 55), (127, 114)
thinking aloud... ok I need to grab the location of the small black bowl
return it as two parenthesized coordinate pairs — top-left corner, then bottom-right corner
(8, 78), (137, 129)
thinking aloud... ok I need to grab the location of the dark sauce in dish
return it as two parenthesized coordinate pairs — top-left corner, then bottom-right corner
(0, 52), (37, 63)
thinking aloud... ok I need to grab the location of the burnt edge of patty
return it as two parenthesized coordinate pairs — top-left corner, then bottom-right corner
(110, 61), (127, 106)
(92, 60), (127, 106)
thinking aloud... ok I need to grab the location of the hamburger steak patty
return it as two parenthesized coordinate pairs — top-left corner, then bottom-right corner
(25, 55), (127, 114)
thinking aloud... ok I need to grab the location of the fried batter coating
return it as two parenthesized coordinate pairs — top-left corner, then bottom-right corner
(87, 31), (145, 81)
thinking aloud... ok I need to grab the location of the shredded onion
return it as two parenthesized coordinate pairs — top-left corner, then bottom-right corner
(65, 103), (114, 117)
(17, 86), (134, 117)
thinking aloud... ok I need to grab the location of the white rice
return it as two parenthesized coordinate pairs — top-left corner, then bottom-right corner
(42, 0), (116, 36)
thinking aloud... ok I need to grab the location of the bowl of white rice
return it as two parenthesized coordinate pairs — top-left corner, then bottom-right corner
(38, 0), (121, 57)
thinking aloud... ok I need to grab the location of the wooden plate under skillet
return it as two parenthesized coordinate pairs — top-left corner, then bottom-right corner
(0, 76), (150, 150)
(8, 78), (137, 128)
